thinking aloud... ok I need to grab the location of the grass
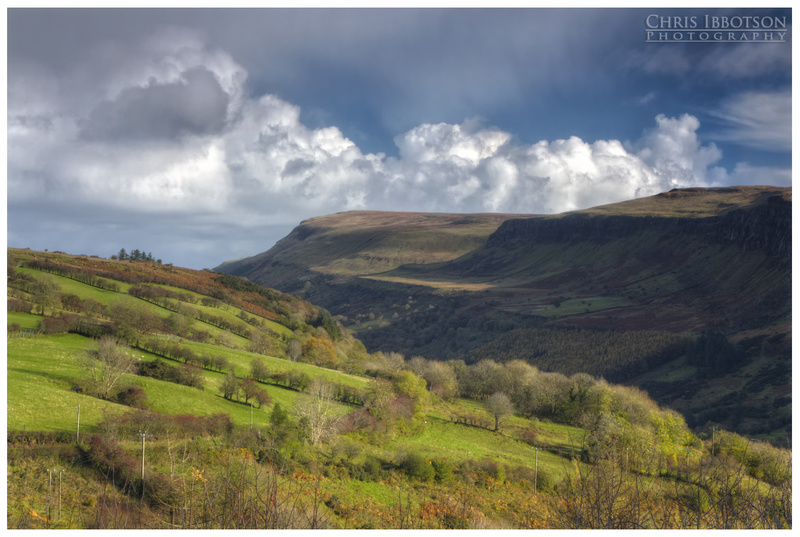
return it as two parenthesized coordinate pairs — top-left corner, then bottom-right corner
(7, 334), (125, 432)
(7, 260), (370, 436)
(7, 312), (42, 330)
(5, 333), (354, 432)
(15, 267), (126, 306)
(531, 296), (628, 318)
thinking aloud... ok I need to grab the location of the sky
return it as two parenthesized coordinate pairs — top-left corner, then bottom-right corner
(6, 6), (793, 269)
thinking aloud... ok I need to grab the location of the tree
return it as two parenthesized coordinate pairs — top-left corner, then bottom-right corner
(250, 358), (269, 382)
(108, 297), (161, 343)
(286, 339), (302, 361)
(250, 330), (276, 355)
(364, 378), (396, 422)
(80, 335), (136, 399)
(254, 387), (272, 409)
(392, 370), (429, 415)
(240, 378), (260, 405)
(30, 274), (60, 315)
(294, 378), (340, 446)
(221, 372), (240, 401)
(486, 392), (514, 432)
(268, 403), (294, 446)
(301, 337), (339, 368)
(418, 360), (458, 401)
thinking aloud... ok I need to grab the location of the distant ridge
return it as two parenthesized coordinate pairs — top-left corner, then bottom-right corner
(216, 186), (791, 438)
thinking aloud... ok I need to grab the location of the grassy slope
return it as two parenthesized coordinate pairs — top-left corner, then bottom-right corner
(7, 248), (790, 529)
(217, 211), (528, 285)
(215, 187), (791, 439)
(6, 252), (553, 448)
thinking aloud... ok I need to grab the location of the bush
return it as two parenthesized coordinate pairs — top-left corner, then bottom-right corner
(7, 298), (30, 313)
(399, 452), (435, 482)
(137, 358), (204, 389)
(431, 459), (454, 483)
(116, 385), (148, 409)
(361, 456), (384, 481)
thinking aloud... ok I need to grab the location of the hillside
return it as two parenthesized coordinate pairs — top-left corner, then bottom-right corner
(217, 211), (526, 287)
(6, 247), (792, 529)
(216, 186), (792, 440)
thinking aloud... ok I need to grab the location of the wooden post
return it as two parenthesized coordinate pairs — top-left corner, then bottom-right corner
(76, 405), (80, 444)
(47, 469), (53, 524)
(58, 470), (64, 520)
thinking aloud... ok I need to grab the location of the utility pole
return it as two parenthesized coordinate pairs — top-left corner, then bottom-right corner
(138, 430), (152, 501)
(76, 405), (80, 444)
(534, 447), (540, 494)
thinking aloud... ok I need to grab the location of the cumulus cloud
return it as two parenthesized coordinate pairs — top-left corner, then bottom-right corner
(6, 31), (738, 218)
(80, 67), (230, 141)
(634, 114), (727, 186)
(7, 26), (788, 268)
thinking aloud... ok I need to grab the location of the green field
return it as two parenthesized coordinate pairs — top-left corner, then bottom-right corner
(7, 247), (790, 530)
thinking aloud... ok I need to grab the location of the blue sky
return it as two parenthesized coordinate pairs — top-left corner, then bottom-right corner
(6, 6), (792, 269)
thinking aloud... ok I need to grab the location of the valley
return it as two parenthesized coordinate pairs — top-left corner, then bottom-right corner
(5, 185), (792, 529)
(218, 186), (792, 440)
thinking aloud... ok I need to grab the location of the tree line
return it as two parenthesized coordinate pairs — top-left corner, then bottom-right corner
(111, 248), (161, 263)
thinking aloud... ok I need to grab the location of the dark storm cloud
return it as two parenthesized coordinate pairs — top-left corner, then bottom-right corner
(80, 67), (229, 141)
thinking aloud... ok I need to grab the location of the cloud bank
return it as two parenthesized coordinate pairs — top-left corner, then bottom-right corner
(7, 28), (790, 267)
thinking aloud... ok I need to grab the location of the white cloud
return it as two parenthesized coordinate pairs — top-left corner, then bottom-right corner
(725, 162), (792, 187)
(707, 90), (791, 152)
(634, 114), (725, 187)
(7, 26), (789, 268)
(381, 117), (715, 215)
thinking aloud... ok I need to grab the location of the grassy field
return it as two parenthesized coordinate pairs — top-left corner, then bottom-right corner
(7, 247), (791, 530)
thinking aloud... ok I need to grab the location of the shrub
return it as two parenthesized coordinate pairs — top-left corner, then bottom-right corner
(399, 452), (435, 482)
(116, 385), (148, 409)
(361, 456), (383, 481)
(431, 459), (454, 483)
(137, 358), (204, 389)
(7, 298), (30, 313)
(41, 314), (75, 334)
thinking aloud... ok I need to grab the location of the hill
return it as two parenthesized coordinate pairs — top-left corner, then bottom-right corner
(216, 186), (792, 440)
(6, 247), (791, 528)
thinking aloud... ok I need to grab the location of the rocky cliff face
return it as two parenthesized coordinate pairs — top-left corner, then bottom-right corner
(487, 194), (790, 258)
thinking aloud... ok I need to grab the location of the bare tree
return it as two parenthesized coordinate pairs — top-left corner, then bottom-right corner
(293, 378), (340, 446)
(486, 392), (514, 432)
(80, 335), (136, 399)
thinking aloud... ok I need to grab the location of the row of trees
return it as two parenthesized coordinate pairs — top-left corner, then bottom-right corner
(464, 326), (689, 383)
(111, 249), (161, 263)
